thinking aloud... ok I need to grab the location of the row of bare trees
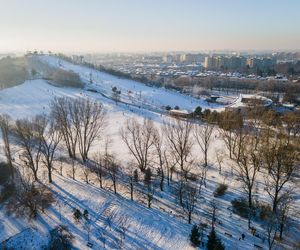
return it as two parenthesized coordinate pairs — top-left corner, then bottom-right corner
(120, 116), (215, 223)
(0, 97), (106, 184)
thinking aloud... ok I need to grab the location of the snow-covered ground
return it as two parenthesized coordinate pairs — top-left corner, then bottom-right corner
(37, 55), (224, 113)
(0, 57), (299, 250)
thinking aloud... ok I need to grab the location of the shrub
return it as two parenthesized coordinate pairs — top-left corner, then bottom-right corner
(48, 225), (74, 250)
(187, 173), (198, 182)
(213, 183), (228, 197)
(73, 209), (82, 222)
(50, 69), (83, 88)
(258, 203), (272, 221)
(0, 162), (11, 185)
(190, 225), (201, 247)
(165, 105), (172, 111)
(207, 228), (225, 250)
(231, 198), (249, 218)
(0, 183), (15, 203)
(193, 106), (202, 117)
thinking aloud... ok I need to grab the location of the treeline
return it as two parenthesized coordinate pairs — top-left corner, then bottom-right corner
(48, 69), (84, 88)
(195, 77), (300, 94)
(275, 61), (300, 76)
(28, 56), (84, 88)
(0, 56), (29, 90)
(57, 54), (165, 88)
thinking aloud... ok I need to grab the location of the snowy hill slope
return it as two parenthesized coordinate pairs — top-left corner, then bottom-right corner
(37, 55), (223, 113)
(1, 172), (193, 250)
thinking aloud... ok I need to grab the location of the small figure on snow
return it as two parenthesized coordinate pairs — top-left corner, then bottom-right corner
(241, 233), (245, 240)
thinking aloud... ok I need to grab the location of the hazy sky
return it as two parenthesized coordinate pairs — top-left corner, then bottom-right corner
(0, 0), (299, 53)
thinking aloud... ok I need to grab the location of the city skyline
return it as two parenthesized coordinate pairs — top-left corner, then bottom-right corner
(0, 0), (300, 53)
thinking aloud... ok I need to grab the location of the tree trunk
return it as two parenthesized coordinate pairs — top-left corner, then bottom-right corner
(160, 170), (164, 191)
(48, 168), (52, 183)
(99, 174), (103, 188)
(273, 191), (278, 212)
(167, 167), (170, 186)
(130, 179), (133, 201)
(248, 190), (252, 229)
(113, 179), (117, 194)
(33, 170), (38, 181)
(279, 221), (284, 240)
(204, 149), (208, 167)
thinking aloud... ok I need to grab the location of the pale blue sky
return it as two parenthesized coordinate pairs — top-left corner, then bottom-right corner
(0, 0), (299, 52)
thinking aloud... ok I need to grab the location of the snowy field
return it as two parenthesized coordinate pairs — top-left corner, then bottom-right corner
(0, 57), (299, 250)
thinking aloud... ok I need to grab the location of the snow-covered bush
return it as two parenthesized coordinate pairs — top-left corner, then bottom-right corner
(231, 198), (249, 218)
(213, 183), (228, 197)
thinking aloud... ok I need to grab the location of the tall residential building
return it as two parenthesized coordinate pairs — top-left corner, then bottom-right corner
(204, 56), (213, 69)
(163, 54), (174, 63)
(246, 57), (276, 69)
(204, 55), (246, 70)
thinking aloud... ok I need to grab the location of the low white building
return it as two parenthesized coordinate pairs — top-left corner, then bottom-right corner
(226, 94), (273, 112)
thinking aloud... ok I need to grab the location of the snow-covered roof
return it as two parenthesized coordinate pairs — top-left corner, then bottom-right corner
(229, 94), (273, 108)
(169, 109), (189, 115)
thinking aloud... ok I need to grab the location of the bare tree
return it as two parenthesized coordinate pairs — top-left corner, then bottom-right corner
(71, 98), (106, 162)
(39, 115), (61, 183)
(209, 199), (218, 230)
(163, 118), (194, 177)
(194, 122), (214, 167)
(57, 154), (64, 176)
(153, 129), (166, 191)
(215, 150), (224, 175)
(263, 136), (299, 212)
(234, 134), (262, 228)
(218, 111), (243, 159)
(181, 183), (197, 224)
(164, 118), (195, 204)
(144, 167), (154, 208)
(92, 152), (105, 189)
(232, 126), (247, 162)
(276, 192), (294, 240)
(163, 150), (177, 185)
(51, 97), (77, 159)
(125, 161), (136, 201)
(71, 158), (77, 180)
(0, 114), (14, 178)
(120, 118), (156, 172)
(14, 116), (44, 181)
(82, 164), (91, 184)
(281, 112), (300, 143)
(265, 213), (279, 250)
(106, 155), (119, 194)
(6, 173), (54, 219)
